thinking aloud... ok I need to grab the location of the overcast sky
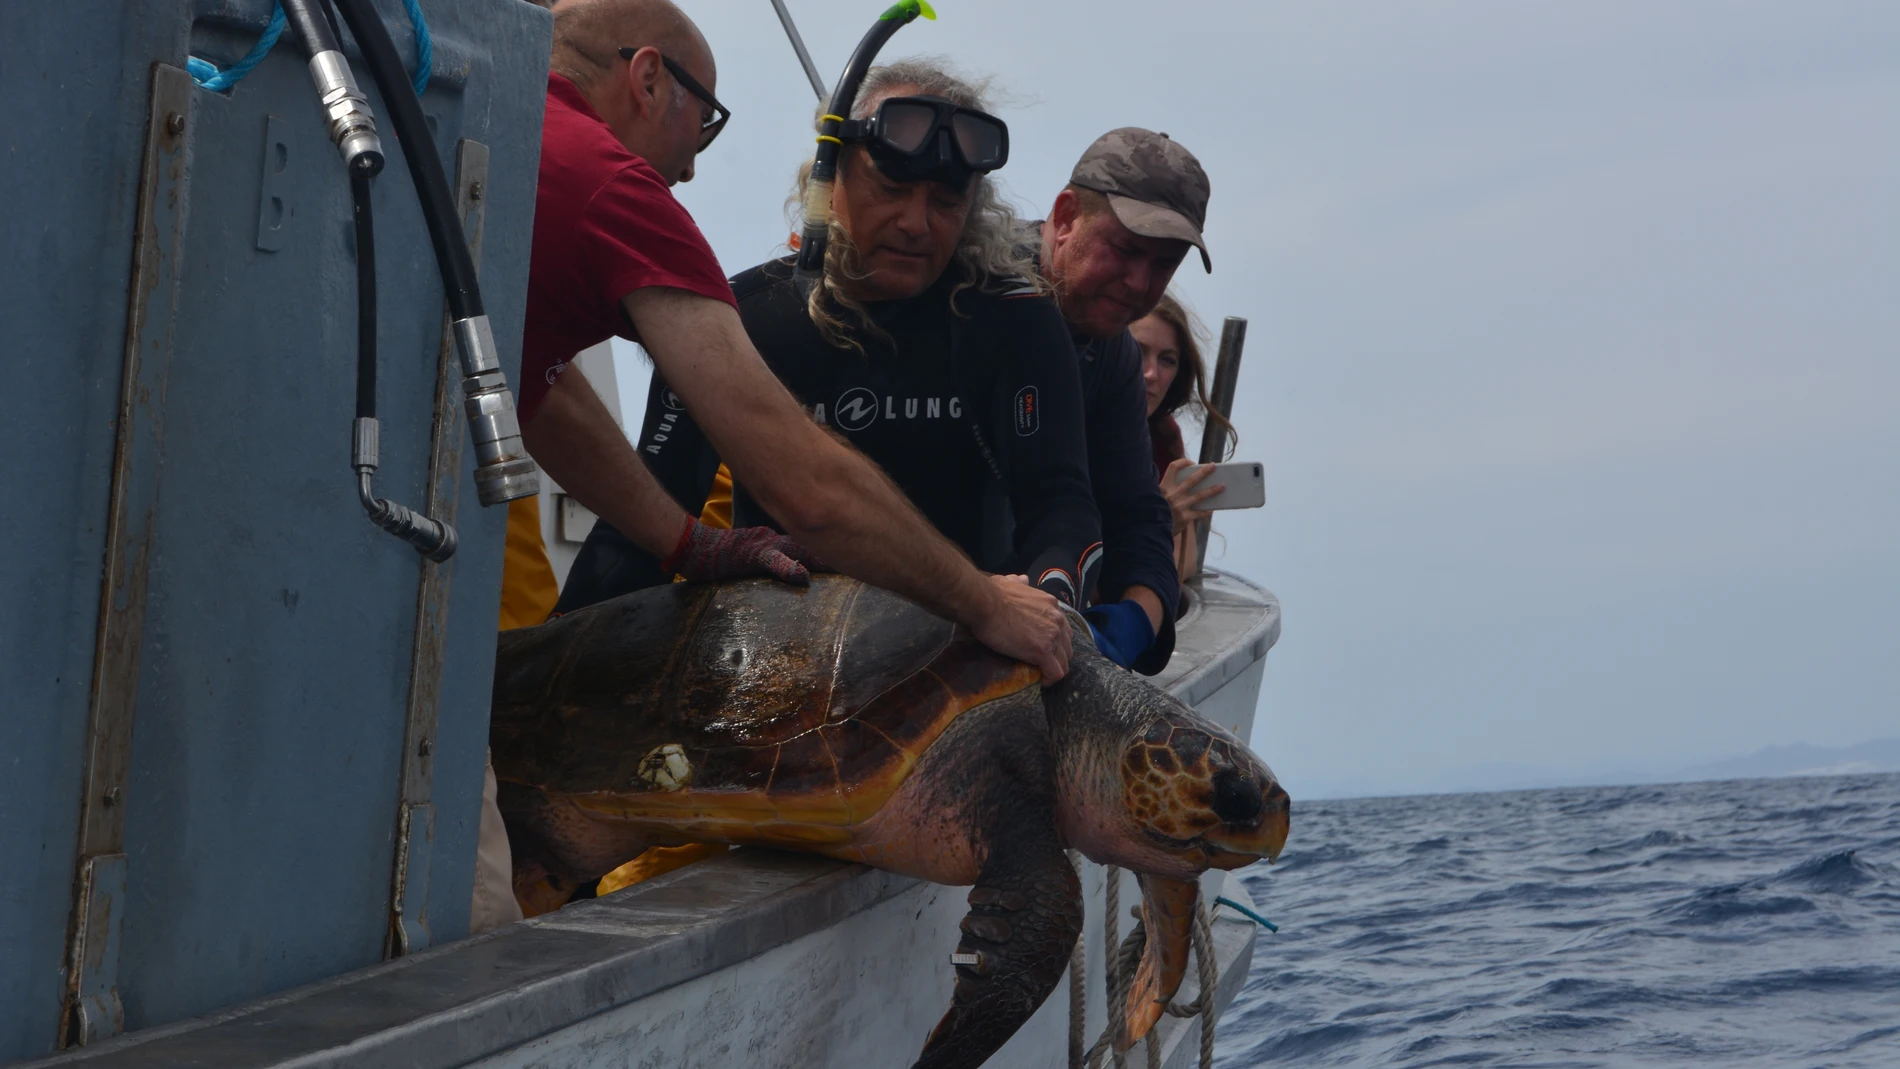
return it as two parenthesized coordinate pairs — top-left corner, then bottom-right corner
(610, 1), (1899, 798)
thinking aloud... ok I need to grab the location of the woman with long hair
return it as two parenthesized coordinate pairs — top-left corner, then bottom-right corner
(1128, 292), (1235, 583)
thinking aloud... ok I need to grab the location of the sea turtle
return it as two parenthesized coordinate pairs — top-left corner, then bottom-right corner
(491, 576), (1289, 1069)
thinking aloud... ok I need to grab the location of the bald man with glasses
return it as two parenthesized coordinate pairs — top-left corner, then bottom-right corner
(473, 0), (1075, 930)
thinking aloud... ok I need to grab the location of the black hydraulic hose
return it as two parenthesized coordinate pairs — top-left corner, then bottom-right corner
(352, 169), (377, 421)
(348, 168), (456, 561)
(327, 0), (539, 508)
(327, 0), (480, 320)
(283, 0), (481, 555)
(281, 0), (343, 61)
(791, 3), (931, 289)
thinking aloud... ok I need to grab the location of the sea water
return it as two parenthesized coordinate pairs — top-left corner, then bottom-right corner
(1217, 773), (1900, 1067)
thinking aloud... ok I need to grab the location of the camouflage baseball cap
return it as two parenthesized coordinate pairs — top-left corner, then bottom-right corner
(1069, 127), (1212, 272)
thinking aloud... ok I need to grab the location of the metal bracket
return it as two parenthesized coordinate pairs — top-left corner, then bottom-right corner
(61, 62), (194, 1048)
(68, 855), (129, 1044)
(386, 139), (490, 958)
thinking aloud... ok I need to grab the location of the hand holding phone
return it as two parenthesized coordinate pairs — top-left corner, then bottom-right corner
(1170, 460), (1265, 513)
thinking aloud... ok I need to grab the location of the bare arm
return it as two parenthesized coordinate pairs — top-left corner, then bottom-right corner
(1160, 458), (1221, 590)
(519, 364), (692, 559)
(1123, 585), (1166, 633)
(623, 287), (1071, 679)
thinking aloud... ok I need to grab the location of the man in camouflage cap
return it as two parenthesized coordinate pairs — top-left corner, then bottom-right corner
(1032, 127), (1214, 677)
(1043, 126), (1212, 335)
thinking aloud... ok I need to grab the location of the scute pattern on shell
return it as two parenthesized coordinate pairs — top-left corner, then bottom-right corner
(490, 577), (1041, 840)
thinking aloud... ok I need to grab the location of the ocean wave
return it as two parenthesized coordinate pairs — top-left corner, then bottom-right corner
(1218, 773), (1900, 1068)
(1637, 845), (1738, 866)
(1818, 1023), (1900, 1055)
(1233, 1020), (1380, 1062)
(1586, 829), (1693, 855)
(1774, 802), (1866, 823)
(1498, 1011), (1626, 1033)
(1556, 788), (1669, 817)
(1656, 885), (1815, 925)
(1277, 841), (1361, 870)
(1338, 929), (1414, 950)
(1709, 964), (1900, 998)
(1762, 848), (1883, 893)
(1514, 977), (1686, 1012)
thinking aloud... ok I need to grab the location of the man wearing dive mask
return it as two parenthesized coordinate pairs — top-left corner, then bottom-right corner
(571, 60), (1104, 620)
(788, 93), (1010, 303)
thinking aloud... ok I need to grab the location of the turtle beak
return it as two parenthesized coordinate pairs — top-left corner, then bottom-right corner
(1203, 779), (1289, 868)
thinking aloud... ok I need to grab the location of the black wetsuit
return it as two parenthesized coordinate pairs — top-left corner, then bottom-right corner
(555, 257), (1101, 613)
(1074, 325), (1179, 674)
(994, 221), (1178, 675)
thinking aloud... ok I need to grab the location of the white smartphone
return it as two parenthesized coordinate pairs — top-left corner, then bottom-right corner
(1175, 461), (1265, 511)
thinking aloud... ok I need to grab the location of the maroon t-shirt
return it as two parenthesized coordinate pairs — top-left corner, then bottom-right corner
(1150, 414), (1186, 478)
(520, 74), (737, 421)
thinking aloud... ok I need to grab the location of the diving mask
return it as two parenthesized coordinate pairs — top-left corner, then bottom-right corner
(838, 95), (1009, 189)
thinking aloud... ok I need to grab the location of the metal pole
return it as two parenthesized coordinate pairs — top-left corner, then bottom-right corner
(769, 0), (829, 101)
(1194, 316), (1247, 576)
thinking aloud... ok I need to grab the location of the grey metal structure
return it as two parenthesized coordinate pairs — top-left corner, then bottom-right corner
(0, 0), (552, 1060)
(1194, 316), (1248, 574)
(768, 0), (830, 100)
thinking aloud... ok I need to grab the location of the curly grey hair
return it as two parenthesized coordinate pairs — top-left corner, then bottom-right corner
(789, 58), (1043, 350)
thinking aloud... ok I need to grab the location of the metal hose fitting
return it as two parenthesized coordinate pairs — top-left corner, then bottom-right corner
(308, 51), (384, 174)
(354, 417), (457, 561)
(452, 315), (539, 506)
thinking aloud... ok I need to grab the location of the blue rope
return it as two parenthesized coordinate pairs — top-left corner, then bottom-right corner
(187, 0), (430, 97)
(1214, 895), (1279, 932)
(402, 0), (432, 96)
(187, 2), (287, 92)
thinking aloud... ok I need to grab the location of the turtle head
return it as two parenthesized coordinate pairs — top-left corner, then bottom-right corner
(1047, 645), (1289, 878)
(1116, 706), (1290, 875)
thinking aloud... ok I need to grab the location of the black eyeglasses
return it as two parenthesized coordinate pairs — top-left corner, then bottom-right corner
(618, 48), (730, 153)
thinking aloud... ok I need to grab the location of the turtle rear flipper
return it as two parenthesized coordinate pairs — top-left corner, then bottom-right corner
(1117, 874), (1199, 1049)
(914, 837), (1082, 1069)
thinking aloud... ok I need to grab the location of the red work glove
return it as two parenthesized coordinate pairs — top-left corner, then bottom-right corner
(659, 518), (822, 586)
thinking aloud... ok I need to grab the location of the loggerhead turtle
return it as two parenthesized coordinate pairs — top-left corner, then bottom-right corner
(491, 576), (1289, 1069)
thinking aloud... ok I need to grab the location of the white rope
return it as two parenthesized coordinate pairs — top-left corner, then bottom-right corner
(1067, 851), (1088, 1069)
(1070, 864), (1221, 1069)
(1162, 900), (1220, 1069)
(1103, 866), (1128, 1069)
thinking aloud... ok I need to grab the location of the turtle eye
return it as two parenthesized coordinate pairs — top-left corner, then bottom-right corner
(1211, 769), (1265, 825)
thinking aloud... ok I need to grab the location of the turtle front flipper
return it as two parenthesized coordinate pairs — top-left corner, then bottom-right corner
(1117, 874), (1199, 1050)
(906, 688), (1083, 1069)
(914, 838), (1082, 1069)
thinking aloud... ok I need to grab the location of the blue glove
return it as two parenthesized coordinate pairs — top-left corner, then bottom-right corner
(1084, 599), (1156, 670)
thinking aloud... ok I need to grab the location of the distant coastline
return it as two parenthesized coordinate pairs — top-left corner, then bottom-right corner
(1299, 738), (1900, 801)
